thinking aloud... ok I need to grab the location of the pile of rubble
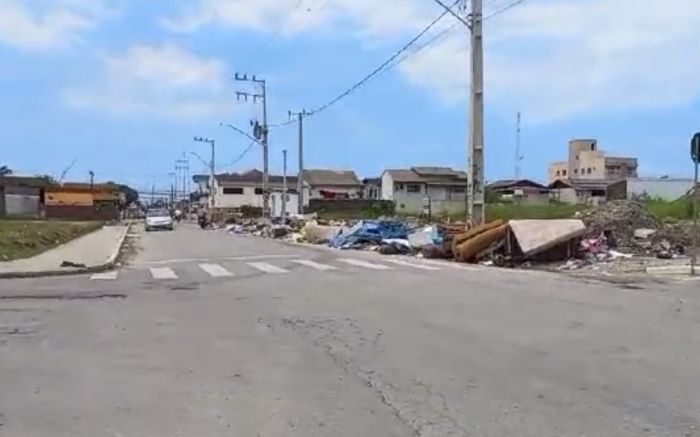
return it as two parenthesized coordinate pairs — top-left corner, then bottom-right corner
(580, 200), (691, 259)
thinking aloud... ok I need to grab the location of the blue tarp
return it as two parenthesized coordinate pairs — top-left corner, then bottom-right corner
(329, 220), (413, 249)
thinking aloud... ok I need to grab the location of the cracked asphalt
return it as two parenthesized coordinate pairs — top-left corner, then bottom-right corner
(1, 224), (699, 436)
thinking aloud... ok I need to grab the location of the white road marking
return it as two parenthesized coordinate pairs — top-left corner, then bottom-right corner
(145, 254), (298, 266)
(382, 258), (441, 271)
(149, 267), (178, 280)
(90, 271), (118, 280)
(291, 259), (338, 271)
(247, 262), (289, 274)
(199, 263), (234, 277)
(337, 258), (392, 270)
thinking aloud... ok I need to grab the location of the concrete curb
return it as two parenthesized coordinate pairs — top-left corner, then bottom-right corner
(0, 223), (132, 280)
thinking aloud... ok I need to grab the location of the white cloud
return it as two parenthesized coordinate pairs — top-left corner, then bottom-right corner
(399, 0), (700, 122)
(0, 0), (113, 50)
(162, 0), (432, 39)
(64, 45), (235, 119)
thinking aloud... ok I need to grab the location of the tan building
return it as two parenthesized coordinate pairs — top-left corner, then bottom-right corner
(549, 139), (637, 183)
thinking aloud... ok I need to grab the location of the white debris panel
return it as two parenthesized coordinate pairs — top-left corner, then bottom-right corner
(509, 219), (586, 256)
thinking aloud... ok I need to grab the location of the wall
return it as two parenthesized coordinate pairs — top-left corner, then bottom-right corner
(627, 178), (695, 201)
(572, 150), (606, 179)
(307, 199), (395, 218)
(45, 191), (93, 206)
(568, 139), (597, 175)
(214, 186), (261, 208)
(363, 184), (380, 199)
(270, 192), (299, 218)
(308, 185), (361, 199)
(550, 188), (578, 204)
(214, 183), (310, 209)
(381, 173), (394, 200)
(3, 186), (41, 217)
(548, 162), (568, 182)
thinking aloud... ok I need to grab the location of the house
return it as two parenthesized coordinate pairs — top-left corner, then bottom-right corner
(548, 139), (638, 183)
(44, 183), (123, 220)
(381, 166), (467, 215)
(486, 179), (550, 204)
(212, 169), (310, 210)
(0, 175), (52, 217)
(549, 179), (627, 205)
(302, 169), (363, 199)
(362, 177), (381, 199)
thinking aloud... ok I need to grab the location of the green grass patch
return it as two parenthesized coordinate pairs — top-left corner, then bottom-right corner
(486, 202), (585, 221)
(644, 198), (696, 221)
(0, 220), (103, 262)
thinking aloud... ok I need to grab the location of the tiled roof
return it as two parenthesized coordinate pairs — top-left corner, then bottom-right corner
(302, 169), (361, 186)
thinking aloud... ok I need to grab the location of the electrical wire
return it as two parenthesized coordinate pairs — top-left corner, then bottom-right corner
(269, 0), (460, 128)
(484, 0), (527, 20)
(227, 140), (259, 167)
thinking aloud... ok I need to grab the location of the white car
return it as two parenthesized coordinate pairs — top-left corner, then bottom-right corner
(145, 209), (174, 231)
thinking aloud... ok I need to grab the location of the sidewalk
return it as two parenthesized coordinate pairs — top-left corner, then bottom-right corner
(0, 224), (130, 278)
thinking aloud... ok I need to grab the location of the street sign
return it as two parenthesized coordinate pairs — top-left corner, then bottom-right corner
(692, 132), (700, 163)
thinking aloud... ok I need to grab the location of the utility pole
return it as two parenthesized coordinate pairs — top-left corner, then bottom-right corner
(468, 0), (485, 225)
(235, 73), (269, 217)
(176, 153), (189, 212)
(515, 111), (522, 179)
(151, 182), (155, 208)
(282, 149), (288, 221)
(194, 137), (216, 209)
(88, 170), (94, 191)
(289, 110), (307, 214)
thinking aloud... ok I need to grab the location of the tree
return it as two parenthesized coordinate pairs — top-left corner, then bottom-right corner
(116, 184), (139, 207)
(0, 165), (12, 176)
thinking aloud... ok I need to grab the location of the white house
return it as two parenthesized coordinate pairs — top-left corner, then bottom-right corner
(302, 169), (363, 199)
(381, 167), (468, 215)
(212, 169), (310, 210)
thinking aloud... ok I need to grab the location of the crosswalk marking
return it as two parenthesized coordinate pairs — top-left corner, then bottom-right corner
(198, 263), (234, 277)
(149, 267), (178, 280)
(247, 262), (289, 274)
(382, 259), (441, 271)
(337, 258), (392, 271)
(291, 259), (338, 271)
(90, 271), (118, 280)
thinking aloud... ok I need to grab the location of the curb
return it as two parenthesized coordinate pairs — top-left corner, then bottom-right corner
(0, 223), (132, 280)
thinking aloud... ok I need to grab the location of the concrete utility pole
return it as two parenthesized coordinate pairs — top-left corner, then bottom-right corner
(235, 73), (269, 217)
(289, 110), (307, 214)
(194, 137), (216, 209)
(515, 111), (522, 179)
(88, 170), (94, 191)
(176, 153), (189, 211)
(468, 0), (485, 225)
(282, 149), (288, 220)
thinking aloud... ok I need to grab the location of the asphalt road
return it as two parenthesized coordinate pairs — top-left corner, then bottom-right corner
(1, 223), (699, 436)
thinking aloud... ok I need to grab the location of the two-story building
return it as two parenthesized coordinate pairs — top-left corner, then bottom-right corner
(381, 167), (467, 215)
(548, 139), (638, 183)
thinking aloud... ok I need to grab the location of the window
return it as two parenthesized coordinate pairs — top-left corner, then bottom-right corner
(407, 184), (422, 193)
(223, 187), (243, 195)
(254, 188), (263, 195)
(587, 168), (592, 175)
(562, 170), (567, 176)
(574, 169), (578, 174)
(396, 183), (404, 191)
(556, 170), (561, 176)
(452, 186), (466, 193)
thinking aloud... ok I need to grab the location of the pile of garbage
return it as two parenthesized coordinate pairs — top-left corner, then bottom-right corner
(580, 200), (659, 252)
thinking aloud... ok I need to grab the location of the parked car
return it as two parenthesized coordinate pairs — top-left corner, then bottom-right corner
(145, 209), (174, 231)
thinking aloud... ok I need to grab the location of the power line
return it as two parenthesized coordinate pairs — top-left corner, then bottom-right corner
(484, 0), (527, 20)
(226, 140), (258, 167)
(269, 0), (460, 127)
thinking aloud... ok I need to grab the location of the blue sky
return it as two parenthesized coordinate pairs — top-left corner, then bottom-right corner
(1, 0), (700, 194)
